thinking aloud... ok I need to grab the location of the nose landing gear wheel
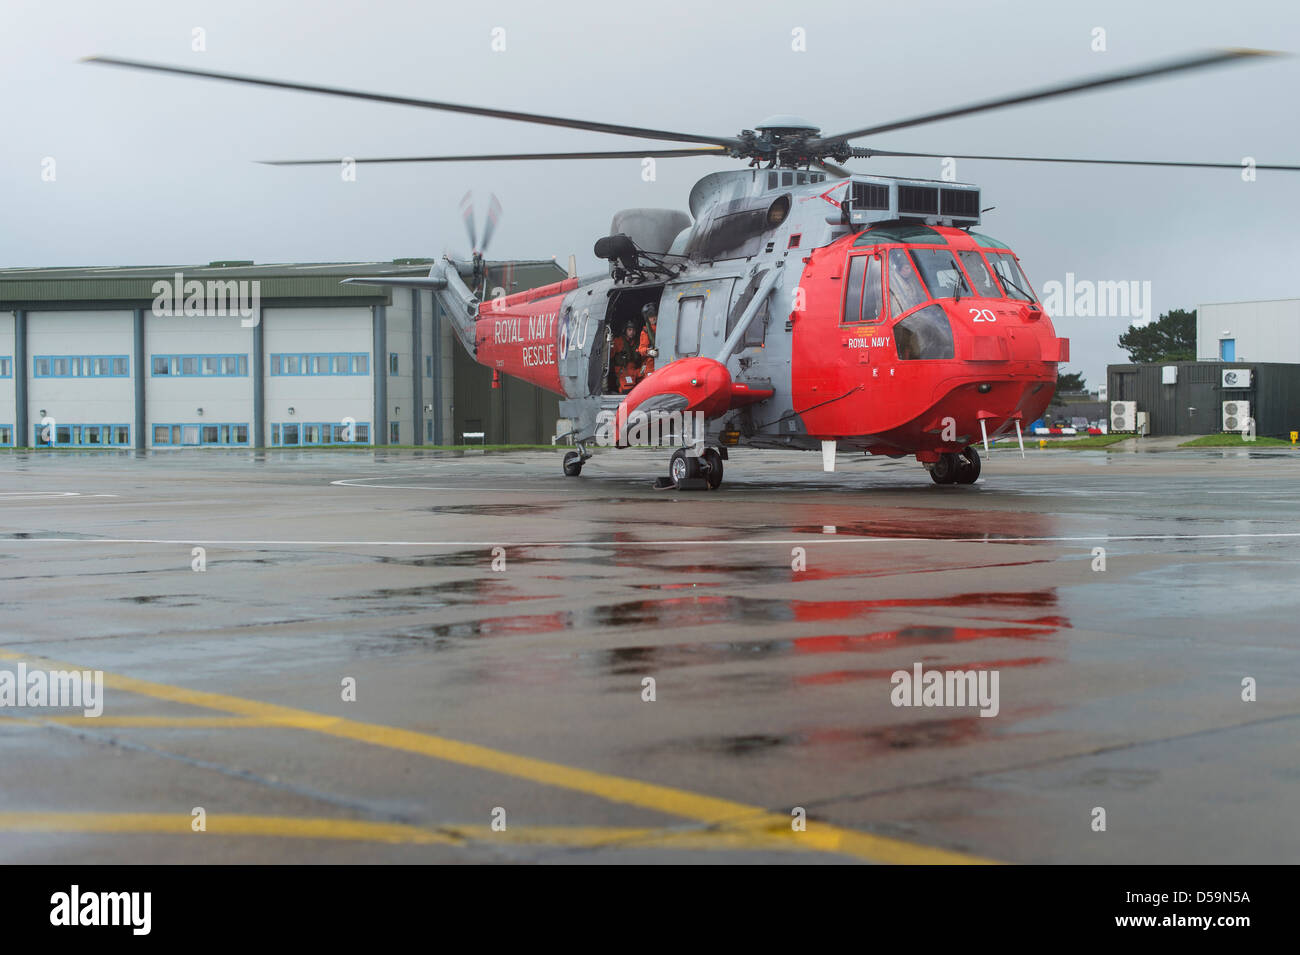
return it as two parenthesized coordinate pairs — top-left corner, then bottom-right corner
(955, 446), (981, 484)
(670, 448), (702, 489)
(701, 447), (724, 489)
(562, 450), (583, 477)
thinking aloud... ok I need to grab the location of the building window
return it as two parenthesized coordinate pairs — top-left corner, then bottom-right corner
(33, 355), (130, 378)
(389, 353), (399, 375)
(151, 354), (248, 377)
(270, 421), (371, 446)
(425, 355), (432, 378)
(0, 425), (12, 445)
(389, 421), (400, 443)
(152, 422), (251, 446)
(36, 423), (130, 447)
(0, 357), (11, 378)
(268, 353), (368, 376)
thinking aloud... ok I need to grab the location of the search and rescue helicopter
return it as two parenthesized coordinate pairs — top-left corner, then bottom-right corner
(85, 49), (1298, 488)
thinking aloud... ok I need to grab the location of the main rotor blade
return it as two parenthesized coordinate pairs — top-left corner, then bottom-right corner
(821, 49), (1281, 144)
(854, 147), (1300, 171)
(814, 160), (851, 179)
(83, 56), (739, 148)
(258, 147), (730, 165)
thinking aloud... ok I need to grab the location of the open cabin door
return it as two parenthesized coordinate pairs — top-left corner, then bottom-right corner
(557, 293), (610, 399)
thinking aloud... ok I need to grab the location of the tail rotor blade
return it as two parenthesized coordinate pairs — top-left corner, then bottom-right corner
(481, 193), (503, 254)
(459, 191), (478, 251)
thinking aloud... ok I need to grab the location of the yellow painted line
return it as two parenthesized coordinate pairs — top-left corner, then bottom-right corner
(5, 716), (280, 729)
(0, 651), (996, 864)
(0, 812), (454, 845)
(0, 812), (825, 853)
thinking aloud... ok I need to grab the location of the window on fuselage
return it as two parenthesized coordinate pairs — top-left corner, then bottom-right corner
(676, 296), (704, 355)
(910, 248), (971, 300)
(887, 248), (927, 317)
(957, 250), (1001, 298)
(986, 252), (1037, 302)
(842, 255), (883, 324)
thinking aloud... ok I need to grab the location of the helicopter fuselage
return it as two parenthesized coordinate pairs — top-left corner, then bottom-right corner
(467, 168), (1066, 469)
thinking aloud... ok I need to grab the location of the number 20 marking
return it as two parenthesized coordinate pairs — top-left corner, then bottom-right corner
(969, 307), (997, 323)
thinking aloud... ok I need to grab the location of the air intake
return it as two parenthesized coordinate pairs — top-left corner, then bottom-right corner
(898, 185), (939, 216)
(852, 182), (889, 211)
(940, 188), (980, 219)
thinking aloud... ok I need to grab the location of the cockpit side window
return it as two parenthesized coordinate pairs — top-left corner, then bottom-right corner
(842, 254), (884, 324)
(887, 248), (927, 317)
(956, 250), (1001, 299)
(986, 252), (1038, 302)
(895, 304), (954, 360)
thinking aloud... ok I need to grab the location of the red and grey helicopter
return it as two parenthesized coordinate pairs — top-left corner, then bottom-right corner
(87, 49), (1297, 488)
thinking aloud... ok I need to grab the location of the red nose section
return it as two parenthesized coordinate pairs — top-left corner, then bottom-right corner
(615, 357), (773, 445)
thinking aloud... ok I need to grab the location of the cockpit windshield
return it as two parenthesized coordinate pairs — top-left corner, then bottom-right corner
(986, 252), (1037, 303)
(956, 250), (1001, 299)
(909, 248), (971, 300)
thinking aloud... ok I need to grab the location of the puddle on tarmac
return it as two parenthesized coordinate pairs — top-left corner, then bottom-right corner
(425, 503), (566, 516)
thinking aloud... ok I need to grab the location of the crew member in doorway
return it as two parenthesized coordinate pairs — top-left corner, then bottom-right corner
(639, 302), (659, 375)
(611, 322), (643, 393)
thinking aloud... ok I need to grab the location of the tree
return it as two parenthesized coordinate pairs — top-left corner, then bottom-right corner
(1056, 371), (1087, 394)
(1118, 308), (1196, 363)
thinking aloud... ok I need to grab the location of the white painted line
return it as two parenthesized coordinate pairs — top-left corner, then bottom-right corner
(3, 532), (1300, 548)
(0, 492), (82, 499)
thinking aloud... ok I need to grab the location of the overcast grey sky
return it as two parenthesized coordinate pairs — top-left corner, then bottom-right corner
(3, 0), (1298, 385)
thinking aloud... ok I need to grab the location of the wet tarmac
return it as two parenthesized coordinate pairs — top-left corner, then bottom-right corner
(1, 446), (1297, 863)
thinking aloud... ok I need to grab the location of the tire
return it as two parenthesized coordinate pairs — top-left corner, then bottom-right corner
(954, 446), (981, 484)
(670, 448), (701, 488)
(930, 452), (960, 484)
(562, 451), (583, 477)
(702, 447), (724, 489)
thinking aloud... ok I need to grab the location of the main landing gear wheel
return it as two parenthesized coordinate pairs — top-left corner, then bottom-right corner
(954, 446), (981, 484)
(930, 452), (960, 485)
(702, 447), (724, 489)
(669, 448), (702, 489)
(562, 450), (583, 477)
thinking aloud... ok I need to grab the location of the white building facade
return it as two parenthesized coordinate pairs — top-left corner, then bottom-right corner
(0, 259), (565, 449)
(1198, 298), (1300, 364)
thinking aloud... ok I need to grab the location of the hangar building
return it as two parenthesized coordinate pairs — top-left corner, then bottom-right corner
(0, 259), (565, 449)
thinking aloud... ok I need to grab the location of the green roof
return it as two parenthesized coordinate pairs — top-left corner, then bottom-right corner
(0, 259), (566, 309)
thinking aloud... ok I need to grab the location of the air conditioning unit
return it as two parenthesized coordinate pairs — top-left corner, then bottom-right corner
(1222, 400), (1251, 433)
(1110, 400), (1137, 432)
(1222, 368), (1252, 389)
